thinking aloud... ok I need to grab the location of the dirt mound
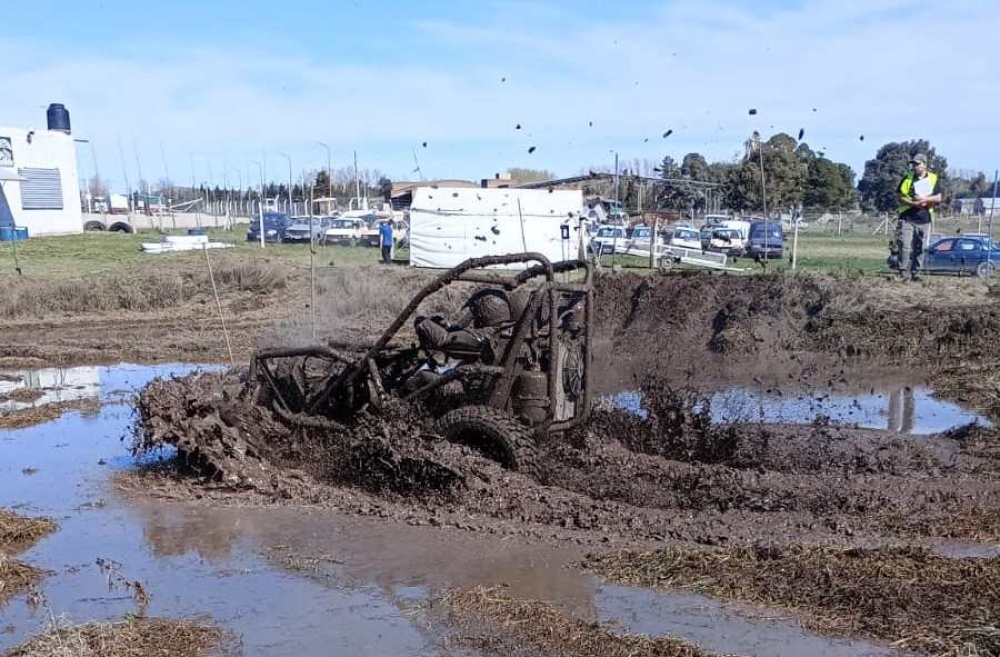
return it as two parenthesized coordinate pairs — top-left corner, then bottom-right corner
(596, 271), (1000, 368)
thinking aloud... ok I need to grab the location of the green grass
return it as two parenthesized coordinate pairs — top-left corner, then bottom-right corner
(0, 228), (397, 279)
(0, 225), (896, 281)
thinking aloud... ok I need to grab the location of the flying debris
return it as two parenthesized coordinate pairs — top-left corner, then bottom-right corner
(515, 124), (521, 130)
(748, 108), (758, 115)
(663, 130), (673, 138)
(528, 146), (536, 154)
(798, 128), (805, 140)
(501, 77), (506, 82)
(422, 142), (428, 148)
(859, 135), (865, 141)
(588, 121), (593, 127)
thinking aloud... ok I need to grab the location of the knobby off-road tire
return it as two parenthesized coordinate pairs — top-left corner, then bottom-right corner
(434, 406), (538, 474)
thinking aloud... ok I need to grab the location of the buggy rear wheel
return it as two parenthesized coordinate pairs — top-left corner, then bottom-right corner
(434, 405), (538, 474)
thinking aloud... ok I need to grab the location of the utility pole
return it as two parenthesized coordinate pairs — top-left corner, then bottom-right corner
(317, 142), (332, 213)
(251, 160), (264, 249)
(354, 150), (361, 204)
(116, 136), (132, 220)
(987, 170), (998, 278)
(280, 152), (293, 215)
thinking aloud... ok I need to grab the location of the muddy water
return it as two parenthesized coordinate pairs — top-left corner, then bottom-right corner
(609, 384), (987, 435)
(0, 364), (912, 656)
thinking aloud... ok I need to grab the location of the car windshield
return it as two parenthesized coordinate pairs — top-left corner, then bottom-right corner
(596, 227), (622, 238)
(751, 224), (782, 239)
(330, 219), (355, 228)
(675, 229), (697, 240)
(261, 215), (286, 227)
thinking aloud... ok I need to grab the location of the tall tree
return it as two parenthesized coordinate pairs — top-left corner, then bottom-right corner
(724, 133), (807, 213)
(377, 176), (393, 201)
(858, 140), (948, 212)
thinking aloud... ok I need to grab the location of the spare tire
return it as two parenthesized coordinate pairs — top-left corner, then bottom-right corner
(434, 405), (537, 473)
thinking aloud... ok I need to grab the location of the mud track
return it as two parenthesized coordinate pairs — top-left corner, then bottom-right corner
(129, 273), (1000, 545)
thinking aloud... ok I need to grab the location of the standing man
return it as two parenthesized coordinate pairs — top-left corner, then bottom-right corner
(891, 153), (942, 281)
(378, 219), (394, 265)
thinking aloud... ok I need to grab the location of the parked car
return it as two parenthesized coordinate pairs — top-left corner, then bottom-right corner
(707, 228), (746, 258)
(283, 216), (332, 243)
(247, 212), (290, 243)
(323, 217), (367, 246)
(590, 225), (629, 255)
(744, 220), (785, 260)
(670, 227), (702, 251)
(920, 236), (1000, 277)
(626, 225), (661, 252)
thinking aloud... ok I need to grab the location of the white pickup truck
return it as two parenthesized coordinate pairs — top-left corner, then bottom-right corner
(323, 217), (367, 246)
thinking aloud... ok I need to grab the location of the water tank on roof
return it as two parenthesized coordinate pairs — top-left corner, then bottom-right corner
(46, 103), (71, 134)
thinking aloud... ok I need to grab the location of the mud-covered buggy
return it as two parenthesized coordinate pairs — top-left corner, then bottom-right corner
(250, 253), (593, 473)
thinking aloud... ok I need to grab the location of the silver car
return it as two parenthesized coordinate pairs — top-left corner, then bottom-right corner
(283, 216), (332, 243)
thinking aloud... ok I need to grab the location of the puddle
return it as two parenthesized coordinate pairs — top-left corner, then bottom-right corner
(609, 385), (988, 435)
(0, 363), (908, 656)
(597, 585), (903, 657)
(931, 539), (1000, 559)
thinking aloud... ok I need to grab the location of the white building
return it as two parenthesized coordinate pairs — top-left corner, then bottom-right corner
(0, 104), (82, 236)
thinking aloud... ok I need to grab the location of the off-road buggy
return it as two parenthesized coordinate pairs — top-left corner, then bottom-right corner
(249, 253), (593, 473)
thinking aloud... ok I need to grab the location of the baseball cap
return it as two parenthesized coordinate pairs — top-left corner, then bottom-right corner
(909, 153), (927, 165)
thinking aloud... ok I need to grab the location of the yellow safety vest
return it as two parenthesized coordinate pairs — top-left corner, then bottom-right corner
(898, 171), (939, 218)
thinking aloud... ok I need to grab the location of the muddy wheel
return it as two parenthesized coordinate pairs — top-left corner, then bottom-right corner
(434, 406), (537, 474)
(658, 256), (674, 274)
(977, 261), (996, 278)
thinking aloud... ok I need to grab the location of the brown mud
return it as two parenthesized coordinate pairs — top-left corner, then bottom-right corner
(1, 617), (226, 657)
(126, 270), (1000, 652)
(585, 543), (1000, 657)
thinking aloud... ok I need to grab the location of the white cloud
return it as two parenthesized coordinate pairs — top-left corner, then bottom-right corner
(3, 0), (997, 190)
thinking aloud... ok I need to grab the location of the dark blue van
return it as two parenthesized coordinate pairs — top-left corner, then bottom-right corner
(745, 220), (784, 260)
(247, 212), (290, 243)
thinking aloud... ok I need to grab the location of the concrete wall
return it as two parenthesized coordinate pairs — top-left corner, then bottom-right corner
(0, 126), (81, 236)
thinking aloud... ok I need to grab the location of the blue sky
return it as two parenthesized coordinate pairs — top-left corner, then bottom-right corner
(3, 0), (996, 192)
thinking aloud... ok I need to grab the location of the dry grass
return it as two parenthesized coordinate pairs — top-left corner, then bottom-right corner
(0, 399), (101, 430)
(0, 558), (46, 608)
(586, 544), (1000, 656)
(0, 258), (289, 320)
(0, 389), (44, 404)
(2, 617), (225, 657)
(437, 586), (727, 657)
(0, 511), (56, 549)
(0, 511), (56, 608)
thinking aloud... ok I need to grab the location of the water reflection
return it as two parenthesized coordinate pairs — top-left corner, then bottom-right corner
(0, 366), (101, 414)
(610, 384), (987, 435)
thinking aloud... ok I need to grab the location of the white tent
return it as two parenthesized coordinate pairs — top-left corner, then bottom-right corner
(408, 187), (584, 269)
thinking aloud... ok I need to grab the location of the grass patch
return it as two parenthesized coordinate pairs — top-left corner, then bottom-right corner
(438, 586), (723, 657)
(2, 617), (225, 657)
(0, 229), (394, 280)
(0, 558), (45, 608)
(0, 256), (289, 319)
(0, 399), (102, 430)
(0, 511), (56, 549)
(586, 544), (1000, 656)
